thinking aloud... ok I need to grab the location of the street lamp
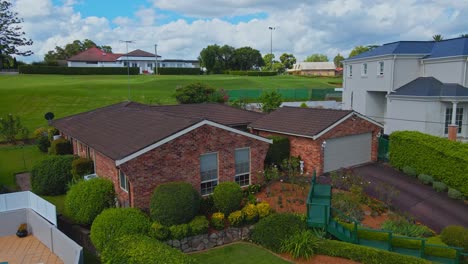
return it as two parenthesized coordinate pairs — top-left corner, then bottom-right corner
(154, 44), (158, 75)
(120, 40), (134, 100)
(268, 26), (276, 70)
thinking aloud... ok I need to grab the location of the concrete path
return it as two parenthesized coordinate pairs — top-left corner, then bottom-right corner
(352, 163), (468, 233)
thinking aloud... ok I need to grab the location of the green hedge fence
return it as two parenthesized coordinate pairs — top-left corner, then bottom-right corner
(19, 65), (140, 75)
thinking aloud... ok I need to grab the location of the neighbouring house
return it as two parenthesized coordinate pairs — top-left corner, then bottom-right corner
(67, 47), (198, 74)
(52, 102), (271, 209)
(287, 62), (337, 76)
(342, 37), (468, 140)
(249, 107), (382, 175)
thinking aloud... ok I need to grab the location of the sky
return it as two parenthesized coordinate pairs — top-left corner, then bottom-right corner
(11, 0), (468, 63)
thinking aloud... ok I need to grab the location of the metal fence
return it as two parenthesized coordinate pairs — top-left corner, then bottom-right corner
(227, 88), (341, 101)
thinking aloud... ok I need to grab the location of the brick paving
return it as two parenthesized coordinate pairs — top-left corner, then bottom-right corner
(0, 235), (63, 264)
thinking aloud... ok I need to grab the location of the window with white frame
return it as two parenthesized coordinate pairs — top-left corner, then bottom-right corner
(119, 170), (128, 192)
(348, 65), (353, 77)
(444, 107), (463, 134)
(147, 63), (153, 68)
(235, 148), (250, 187)
(131, 62), (138, 67)
(361, 63), (368, 76)
(378, 61), (384, 75)
(200, 153), (218, 195)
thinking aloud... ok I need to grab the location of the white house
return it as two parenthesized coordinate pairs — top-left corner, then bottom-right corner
(343, 37), (468, 140)
(287, 62), (337, 76)
(116, 49), (161, 74)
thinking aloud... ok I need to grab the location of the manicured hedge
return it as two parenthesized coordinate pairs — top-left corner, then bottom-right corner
(265, 136), (290, 165)
(31, 155), (75, 195)
(19, 65), (139, 75)
(213, 182), (243, 215)
(157, 67), (201, 75)
(71, 157), (94, 179)
(227, 70), (277, 76)
(389, 131), (468, 196)
(49, 138), (73, 155)
(317, 239), (431, 264)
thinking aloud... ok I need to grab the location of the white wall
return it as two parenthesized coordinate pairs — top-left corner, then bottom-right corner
(68, 61), (121, 68)
(365, 91), (387, 123)
(393, 58), (422, 89)
(424, 59), (466, 84)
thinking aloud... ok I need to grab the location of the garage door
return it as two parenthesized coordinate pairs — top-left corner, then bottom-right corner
(323, 133), (372, 173)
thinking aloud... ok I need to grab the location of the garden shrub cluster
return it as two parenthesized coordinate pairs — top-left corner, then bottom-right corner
(150, 182), (201, 226)
(157, 67), (201, 75)
(71, 157), (94, 179)
(149, 222), (170, 241)
(101, 234), (198, 264)
(280, 230), (322, 259)
(211, 212), (225, 230)
(228, 210), (244, 227)
(169, 224), (190, 240)
(174, 82), (227, 104)
(389, 131), (468, 196)
(380, 214), (434, 238)
(90, 208), (151, 252)
(264, 136), (290, 165)
(49, 138), (73, 155)
(226, 70), (277, 76)
(241, 203), (259, 223)
(19, 65), (139, 75)
(251, 213), (307, 252)
(65, 178), (115, 225)
(188, 216), (209, 236)
(432, 181), (447, 192)
(213, 182), (243, 215)
(332, 192), (364, 221)
(256, 202), (271, 219)
(417, 174), (433, 185)
(31, 155), (75, 195)
(440, 225), (468, 251)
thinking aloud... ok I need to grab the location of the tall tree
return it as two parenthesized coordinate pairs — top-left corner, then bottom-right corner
(279, 53), (296, 69)
(44, 39), (113, 63)
(304, 53), (329, 62)
(333, 53), (345, 68)
(199, 44), (220, 74)
(263, 53), (275, 71)
(0, 0), (33, 70)
(460, 34), (468, 38)
(348, 46), (371, 58)
(432, 34), (444, 41)
(231, 46), (264, 71)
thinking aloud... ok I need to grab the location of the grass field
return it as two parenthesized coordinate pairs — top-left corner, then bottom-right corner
(0, 74), (340, 132)
(192, 242), (290, 264)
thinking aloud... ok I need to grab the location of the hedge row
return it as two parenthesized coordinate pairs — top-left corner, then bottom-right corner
(389, 131), (468, 196)
(19, 65), (139, 75)
(226, 70), (277, 76)
(156, 67), (201, 75)
(265, 136), (290, 165)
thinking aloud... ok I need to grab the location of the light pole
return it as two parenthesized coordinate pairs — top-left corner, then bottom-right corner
(120, 40), (134, 100)
(154, 44), (158, 75)
(268, 26), (276, 71)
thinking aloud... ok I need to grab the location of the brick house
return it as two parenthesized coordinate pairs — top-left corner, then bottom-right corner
(249, 107), (382, 175)
(53, 102), (271, 209)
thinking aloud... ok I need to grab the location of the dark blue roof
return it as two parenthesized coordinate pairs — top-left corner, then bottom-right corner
(391, 77), (468, 97)
(346, 37), (468, 60)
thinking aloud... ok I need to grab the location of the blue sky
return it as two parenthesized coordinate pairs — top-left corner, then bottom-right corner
(12, 0), (468, 62)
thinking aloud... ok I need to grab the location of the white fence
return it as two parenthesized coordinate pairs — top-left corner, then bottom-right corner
(0, 191), (57, 226)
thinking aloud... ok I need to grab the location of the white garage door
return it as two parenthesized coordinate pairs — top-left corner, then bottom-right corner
(323, 133), (372, 173)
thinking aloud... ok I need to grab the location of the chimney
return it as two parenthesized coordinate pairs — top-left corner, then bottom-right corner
(447, 124), (458, 141)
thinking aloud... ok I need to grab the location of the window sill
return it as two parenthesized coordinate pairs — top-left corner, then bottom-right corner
(361, 75), (368, 78)
(377, 75), (384, 78)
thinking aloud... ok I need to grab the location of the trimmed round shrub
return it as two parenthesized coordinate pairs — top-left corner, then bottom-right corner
(256, 202), (272, 219)
(433, 181), (447, 193)
(417, 174), (433, 185)
(228, 210), (244, 227)
(150, 182), (201, 226)
(31, 155), (75, 195)
(211, 212), (225, 230)
(36, 135), (50, 153)
(90, 208), (151, 252)
(242, 203), (259, 223)
(101, 234), (197, 264)
(402, 166), (417, 177)
(189, 216), (209, 236)
(440, 225), (468, 251)
(149, 222), (170, 241)
(251, 213), (307, 252)
(213, 182), (243, 215)
(71, 157), (94, 179)
(169, 224), (190, 240)
(49, 138), (73, 155)
(65, 178), (115, 225)
(447, 188), (464, 200)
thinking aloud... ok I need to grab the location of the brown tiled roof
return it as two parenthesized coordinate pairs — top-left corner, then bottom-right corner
(249, 107), (353, 138)
(67, 47), (122, 62)
(52, 102), (264, 160)
(124, 49), (157, 57)
(125, 102), (264, 127)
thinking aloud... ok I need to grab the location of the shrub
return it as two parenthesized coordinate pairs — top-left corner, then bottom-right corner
(169, 224), (190, 240)
(331, 193), (364, 221)
(199, 195), (215, 215)
(36, 135), (50, 153)
(389, 131), (468, 196)
(211, 212), (225, 230)
(32, 127), (48, 139)
(31, 155), (75, 195)
(149, 222), (170, 241)
(228, 210), (244, 227)
(280, 230), (321, 259)
(247, 184), (261, 194)
(380, 214), (434, 238)
(447, 188), (464, 200)
(150, 182), (201, 226)
(242, 203), (259, 223)
(213, 182), (243, 215)
(65, 178), (115, 225)
(256, 202), (271, 219)
(90, 208), (151, 252)
(49, 138), (73, 155)
(402, 166), (417, 177)
(263, 165), (280, 182)
(47, 127), (59, 141)
(19, 65), (139, 75)
(440, 225), (468, 251)
(417, 174), (434, 185)
(265, 136), (290, 165)
(227, 70), (277, 76)
(0, 114), (28, 144)
(188, 216), (209, 236)
(157, 67), (201, 75)
(71, 157), (94, 179)
(101, 234), (197, 264)
(433, 181), (447, 192)
(259, 90), (282, 113)
(251, 213), (307, 252)
(174, 82), (224, 104)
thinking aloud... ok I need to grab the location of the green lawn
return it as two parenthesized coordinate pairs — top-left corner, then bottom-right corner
(192, 242), (291, 264)
(41, 194), (67, 215)
(0, 74), (340, 132)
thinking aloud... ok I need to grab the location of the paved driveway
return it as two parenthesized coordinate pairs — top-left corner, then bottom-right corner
(350, 163), (468, 233)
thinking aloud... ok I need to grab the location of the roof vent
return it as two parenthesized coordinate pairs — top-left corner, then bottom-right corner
(102, 52), (106, 56)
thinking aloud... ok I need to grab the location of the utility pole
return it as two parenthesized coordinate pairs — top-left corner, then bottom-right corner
(120, 40), (134, 100)
(154, 44), (158, 75)
(268, 26), (276, 71)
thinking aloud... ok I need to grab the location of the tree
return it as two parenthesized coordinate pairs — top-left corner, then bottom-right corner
(263, 54), (275, 71)
(198, 44), (235, 74)
(259, 90), (282, 113)
(304, 53), (328, 62)
(432, 34), (444, 41)
(348, 46), (371, 58)
(0, 114), (28, 144)
(44, 39), (113, 64)
(460, 34), (468, 38)
(174, 82), (227, 104)
(280, 53), (296, 69)
(333, 53), (345, 68)
(231, 46), (264, 71)
(0, 1), (33, 70)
